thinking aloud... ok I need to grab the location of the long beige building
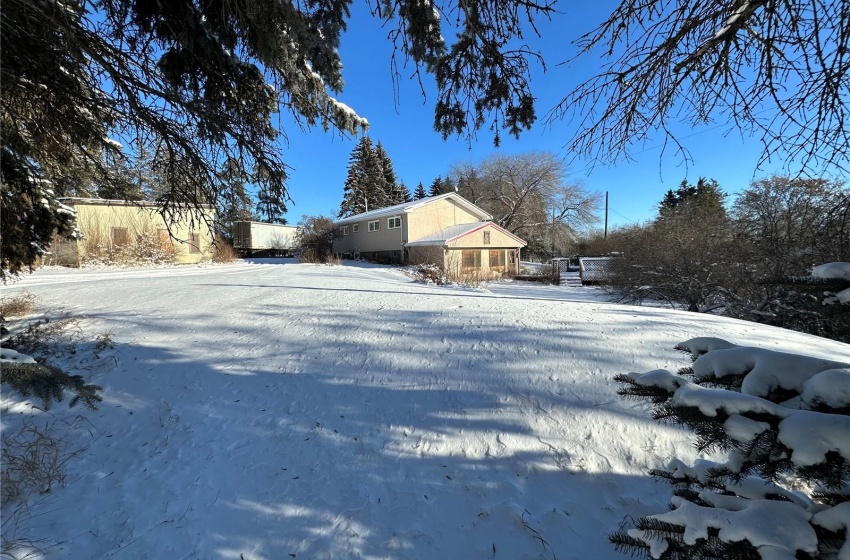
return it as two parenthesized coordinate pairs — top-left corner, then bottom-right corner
(50, 198), (216, 266)
(333, 193), (526, 277)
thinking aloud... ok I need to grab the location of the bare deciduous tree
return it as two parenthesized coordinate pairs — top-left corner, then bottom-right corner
(550, 0), (850, 175)
(451, 152), (600, 253)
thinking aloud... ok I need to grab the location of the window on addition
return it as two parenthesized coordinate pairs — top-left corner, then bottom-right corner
(368, 220), (380, 232)
(189, 232), (201, 253)
(387, 216), (401, 229)
(111, 227), (129, 247)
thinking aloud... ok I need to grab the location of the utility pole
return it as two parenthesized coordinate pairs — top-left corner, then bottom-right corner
(604, 191), (609, 240)
(551, 207), (556, 258)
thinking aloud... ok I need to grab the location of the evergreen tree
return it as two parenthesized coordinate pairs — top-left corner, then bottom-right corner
(658, 178), (726, 218)
(429, 177), (445, 197)
(256, 188), (287, 224)
(217, 158), (256, 239)
(610, 337), (850, 559)
(399, 181), (412, 203)
(339, 137), (375, 217)
(413, 182), (428, 200)
(363, 143), (390, 210)
(442, 176), (457, 193)
(375, 142), (402, 205)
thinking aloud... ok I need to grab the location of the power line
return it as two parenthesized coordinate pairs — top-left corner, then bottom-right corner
(608, 207), (638, 224)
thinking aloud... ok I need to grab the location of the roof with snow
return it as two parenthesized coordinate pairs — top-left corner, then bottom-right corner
(333, 193), (492, 226)
(404, 221), (526, 247)
(58, 197), (215, 209)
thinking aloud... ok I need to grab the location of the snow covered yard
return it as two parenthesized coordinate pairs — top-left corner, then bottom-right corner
(2, 260), (848, 559)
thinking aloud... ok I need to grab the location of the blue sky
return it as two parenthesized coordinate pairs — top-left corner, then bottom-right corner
(277, 1), (777, 230)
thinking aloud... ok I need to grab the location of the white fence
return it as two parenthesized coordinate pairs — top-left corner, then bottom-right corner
(578, 257), (614, 283)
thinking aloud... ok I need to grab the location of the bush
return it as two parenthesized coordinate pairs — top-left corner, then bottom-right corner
(299, 249), (341, 265)
(211, 236), (237, 263)
(1, 417), (92, 557)
(407, 263), (447, 285)
(0, 292), (37, 320)
(296, 215), (336, 263)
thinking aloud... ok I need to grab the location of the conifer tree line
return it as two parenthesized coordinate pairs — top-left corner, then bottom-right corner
(338, 137), (411, 217)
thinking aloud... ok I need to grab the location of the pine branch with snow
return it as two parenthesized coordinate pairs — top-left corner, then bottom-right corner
(611, 337), (850, 560)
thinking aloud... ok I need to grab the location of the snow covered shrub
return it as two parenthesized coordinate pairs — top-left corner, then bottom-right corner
(408, 263), (447, 285)
(2, 316), (102, 410)
(610, 337), (850, 560)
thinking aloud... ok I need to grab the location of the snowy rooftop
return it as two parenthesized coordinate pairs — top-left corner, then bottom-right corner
(333, 193), (492, 225)
(58, 197), (215, 209)
(405, 221), (527, 247)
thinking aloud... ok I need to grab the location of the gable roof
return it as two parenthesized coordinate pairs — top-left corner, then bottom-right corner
(404, 221), (527, 247)
(333, 193), (492, 226)
(58, 197), (215, 209)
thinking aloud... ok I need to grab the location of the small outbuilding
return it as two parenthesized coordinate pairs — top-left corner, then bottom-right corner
(48, 198), (215, 266)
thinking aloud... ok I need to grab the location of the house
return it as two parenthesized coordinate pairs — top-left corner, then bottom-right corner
(333, 193), (526, 277)
(49, 198), (216, 265)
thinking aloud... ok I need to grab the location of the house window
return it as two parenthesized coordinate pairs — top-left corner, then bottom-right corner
(387, 216), (401, 229)
(462, 250), (480, 271)
(111, 227), (129, 247)
(352, 224), (359, 233)
(189, 231), (201, 253)
(489, 249), (506, 269)
(368, 220), (380, 232)
(340, 225), (349, 236)
(483, 231), (491, 245)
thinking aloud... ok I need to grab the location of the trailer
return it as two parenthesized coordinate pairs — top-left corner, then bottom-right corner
(233, 221), (300, 256)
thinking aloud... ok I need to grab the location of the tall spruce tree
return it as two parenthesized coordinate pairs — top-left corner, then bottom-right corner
(610, 337), (850, 559)
(428, 177), (445, 197)
(659, 178), (726, 219)
(399, 181), (412, 203)
(375, 142), (402, 205)
(339, 137), (375, 217)
(217, 158), (256, 239)
(413, 182), (427, 200)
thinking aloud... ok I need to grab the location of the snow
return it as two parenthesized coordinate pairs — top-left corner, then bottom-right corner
(812, 502), (850, 560)
(800, 368), (850, 409)
(103, 137), (123, 151)
(675, 336), (738, 358)
(690, 345), (849, 397)
(812, 262), (850, 281)
(643, 494), (818, 560)
(812, 262), (850, 304)
(2, 259), (848, 559)
(0, 347), (37, 364)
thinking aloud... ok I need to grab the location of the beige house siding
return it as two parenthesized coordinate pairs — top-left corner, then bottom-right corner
(406, 198), (480, 241)
(51, 200), (215, 265)
(444, 247), (521, 278)
(446, 224), (522, 249)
